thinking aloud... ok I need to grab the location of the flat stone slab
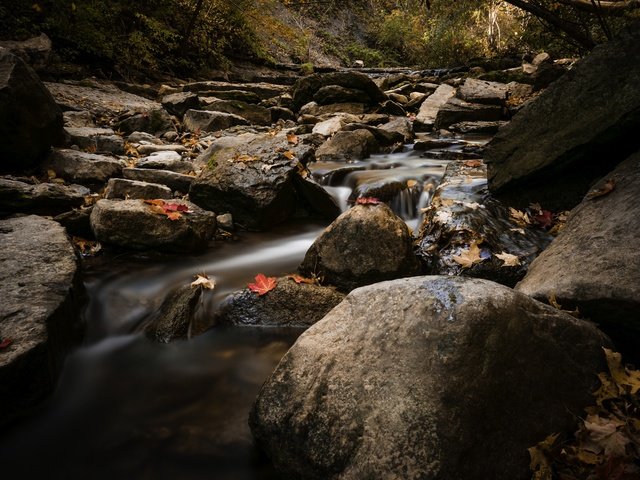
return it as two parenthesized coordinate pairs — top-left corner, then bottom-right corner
(45, 148), (123, 184)
(0, 215), (83, 427)
(123, 167), (194, 193)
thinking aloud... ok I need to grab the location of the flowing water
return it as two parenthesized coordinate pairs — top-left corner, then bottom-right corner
(0, 135), (487, 479)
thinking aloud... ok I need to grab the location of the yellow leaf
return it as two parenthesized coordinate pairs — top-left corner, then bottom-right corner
(509, 207), (531, 226)
(191, 274), (216, 290)
(166, 211), (182, 221)
(283, 150), (296, 160)
(407, 179), (418, 188)
(495, 251), (520, 267)
(452, 241), (484, 269)
(234, 153), (259, 162)
(286, 133), (299, 145)
(603, 348), (640, 394)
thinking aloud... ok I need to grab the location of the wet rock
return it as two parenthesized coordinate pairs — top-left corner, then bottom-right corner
(202, 99), (271, 126)
(136, 144), (188, 155)
(63, 111), (95, 128)
(217, 276), (345, 327)
(44, 148), (123, 185)
(0, 177), (84, 215)
(0, 33), (52, 71)
(313, 85), (370, 105)
(127, 131), (164, 145)
(379, 116), (414, 143)
(183, 80), (287, 100)
(311, 116), (345, 137)
(0, 49), (64, 171)
(516, 152), (640, 356)
(104, 178), (172, 200)
(448, 121), (507, 135)
(161, 92), (201, 118)
(378, 99), (406, 116)
(414, 84), (455, 131)
(90, 199), (216, 252)
(386, 92), (409, 105)
(342, 123), (405, 147)
(123, 168), (194, 194)
(144, 285), (205, 343)
(292, 71), (387, 111)
(299, 101), (366, 117)
(117, 109), (174, 136)
(183, 109), (249, 133)
(136, 152), (193, 174)
(456, 78), (508, 105)
(199, 90), (261, 104)
(416, 161), (551, 287)
(270, 106), (296, 123)
(413, 139), (459, 151)
(216, 213), (233, 230)
(299, 204), (420, 292)
(54, 207), (94, 238)
(0, 215), (83, 428)
(485, 26), (640, 210)
(64, 127), (124, 154)
(434, 97), (503, 130)
(315, 130), (379, 162)
(250, 276), (611, 480)
(293, 175), (342, 221)
(189, 132), (315, 230)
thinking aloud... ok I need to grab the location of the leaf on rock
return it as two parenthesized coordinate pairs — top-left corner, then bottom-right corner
(586, 179), (615, 200)
(495, 251), (521, 267)
(234, 153), (260, 163)
(356, 197), (382, 205)
(0, 338), (12, 350)
(452, 241), (484, 269)
(463, 159), (482, 168)
(191, 274), (216, 290)
(144, 199), (189, 220)
(166, 211), (182, 221)
(163, 203), (189, 212)
(528, 433), (558, 480)
(534, 210), (554, 229)
(603, 348), (640, 395)
(286, 133), (299, 145)
(287, 274), (317, 285)
(144, 199), (165, 207)
(509, 207), (531, 226)
(283, 150), (296, 160)
(248, 273), (278, 296)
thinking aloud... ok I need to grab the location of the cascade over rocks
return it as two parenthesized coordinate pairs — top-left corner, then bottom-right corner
(299, 204), (420, 292)
(217, 276), (345, 327)
(250, 276), (611, 480)
(0, 215), (83, 428)
(516, 152), (640, 356)
(485, 25), (640, 210)
(0, 49), (64, 171)
(90, 199), (216, 252)
(291, 71), (387, 112)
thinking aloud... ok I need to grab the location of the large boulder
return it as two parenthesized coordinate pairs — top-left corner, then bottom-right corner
(0, 49), (64, 171)
(516, 152), (640, 355)
(44, 148), (123, 184)
(202, 99), (271, 126)
(434, 97), (503, 130)
(299, 204), (420, 292)
(217, 276), (345, 327)
(414, 84), (455, 131)
(485, 26), (640, 210)
(90, 199), (216, 252)
(189, 132), (321, 230)
(250, 276), (611, 480)
(0, 216), (83, 427)
(0, 33), (52, 71)
(123, 167), (194, 194)
(292, 72), (387, 112)
(456, 77), (508, 105)
(315, 130), (379, 162)
(183, 109), (249, 133)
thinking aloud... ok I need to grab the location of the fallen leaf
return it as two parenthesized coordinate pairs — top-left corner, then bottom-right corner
(593, 372), (619, 406)
(162, 203), (189, 212)
(0, 338), (12, 350)
(452, 241), (484, 269)
(534, 210), (554, 229)
(248, 273), (278, 296)
(283, 150), (296, 160)
(72, 236), (102, 256)
(586, 179), (615, 200)
(286, 133), (299, 145)
(356, 197), (382, 205)
(144, 199), (165, 207)
(548, 292), (563, 310)
(287, 274), (317, 285)
(495, 251), (521, 267)
(509, 207), (531, 226)
(603, 348), (640, 395)
(406, 179), (418, 188)
(528, 433), (558, 480)
(166, 211), (182, 221)
(463, 159), (482, 168)
(234, 153), (260, 162)
(191, 274), (216, 290)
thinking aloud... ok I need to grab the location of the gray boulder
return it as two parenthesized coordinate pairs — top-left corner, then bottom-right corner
(434, 97), (503, 130)
(485, 26), (640, 210)
(90, 199), (216, 252)
(341, 123), (405, 147)
(161, 92), (201, 118)
(315, 130), (379, 162)
(299, 204), (420, 292)
(250, 276), (611, 480)
(123, 167), (194, 193)
(202, 99), (271, 126)
(0, 216), (83, 427)
(0, 49), (64, 171)
(189, 132), (316, 230)
(456, 77), (508, 105)
(0, 33), (52, 71)
(117, 109), (174, 135)
(414, 84), (455, 131)
(64, 127), (124, 154)
(217, 276), (345, 327)
(516, 152), (640, 355)
(144, 285), (207, 343)
(103, 178), (172, 200)
(379, 116), (414, 143)
(136, 151), (193, 174)
(44, 148), (123, 185)
(292, 72), (387, 111)
(0, 177), (84, 215)
(299, 102), (366, 117)
(313, 85), (371, 106)
(183, 109), (249, 133)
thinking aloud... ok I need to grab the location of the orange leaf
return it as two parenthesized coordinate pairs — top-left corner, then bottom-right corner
(287, 133), (299, 145)
(283, 150), (296, 160)
(166, 212), (182, 221)
(144, 199), (166, 207)
(356, 197), (382, 205)
(463, 160), (482, 168)
(586, 179), (615, 200)
(287, 274), (316, 285)
(162, 203), (189, 212)
(248, 273), (278, 295)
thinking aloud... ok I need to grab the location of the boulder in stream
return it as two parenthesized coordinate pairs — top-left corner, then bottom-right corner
(250, 276), (611, 480)
(0, 49), (64, 171)
(90, 199), (216, 252)
(315, 129), (379, 162)
(299, 204), (420, 292)
(217, 276), (345, 327)
(0, 215), (84, 428)
(144, 284), (206, 343)
(516, 152), (640, 358)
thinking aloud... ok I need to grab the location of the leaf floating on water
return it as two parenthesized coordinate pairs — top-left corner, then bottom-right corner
(452, 241), (484, 269)
(286, 133), (299, 145)
(0, 338), (12, 350)
(191, 274), (216, 290)
(495, 251), (520, 267)
(248, 273), (278, 296)
(586, 179), (615, 200)
(356, 197), (382, 205)
(287, 274), (317, 285)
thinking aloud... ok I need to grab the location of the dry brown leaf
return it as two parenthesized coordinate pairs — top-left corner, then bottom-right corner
(283, 150), (296, 160)
(191, 274), (216, 290)
(286, 132), (299, 145)
(495, 251), (521, 267)
(463, 159), (482, 168)
(603, 348), (640, 394)
(586, 179), (615, 200)
(509, 207), (531, 226)
(287, 274), (317, 285)
(452, 241), (484, 269)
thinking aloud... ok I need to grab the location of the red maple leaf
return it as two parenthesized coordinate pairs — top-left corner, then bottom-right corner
(534, 210), (554, 229)
(356, 197), (382, 205)
(162, 203), (189, 212)
(248, 273), (278, 295)
(0, 338), (12, 350)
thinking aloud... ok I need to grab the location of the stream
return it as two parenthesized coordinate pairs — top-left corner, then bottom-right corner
(0, 135), (487, 479)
